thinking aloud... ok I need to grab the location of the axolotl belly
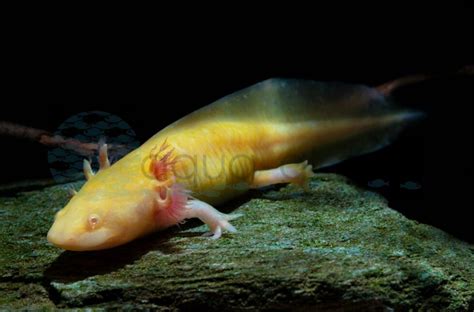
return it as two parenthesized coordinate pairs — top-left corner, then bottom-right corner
(47, 78), (420, 251)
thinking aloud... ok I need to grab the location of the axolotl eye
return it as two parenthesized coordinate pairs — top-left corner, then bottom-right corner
(88, 214), (101, 230)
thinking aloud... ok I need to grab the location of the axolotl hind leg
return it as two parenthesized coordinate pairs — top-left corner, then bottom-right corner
(250, 160), (315, 191)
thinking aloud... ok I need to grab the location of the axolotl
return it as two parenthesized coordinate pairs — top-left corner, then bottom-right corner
(47, 78), (421, 251)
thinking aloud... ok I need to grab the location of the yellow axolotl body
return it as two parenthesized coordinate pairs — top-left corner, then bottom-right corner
(47, 79), (420, 251)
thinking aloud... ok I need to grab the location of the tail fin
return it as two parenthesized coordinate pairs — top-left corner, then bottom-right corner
(305, 109), (424, 169)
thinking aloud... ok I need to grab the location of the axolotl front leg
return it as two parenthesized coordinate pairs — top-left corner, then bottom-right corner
(182, 199), (242, 239)
(180, 160), (314, 239)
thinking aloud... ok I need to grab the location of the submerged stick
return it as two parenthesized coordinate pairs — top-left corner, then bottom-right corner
(0, 121), (127, 156)
(376, 65), (473, 96)
(376, 74), (430, 96)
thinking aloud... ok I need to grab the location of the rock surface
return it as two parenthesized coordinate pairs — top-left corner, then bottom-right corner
(0, 174), (473, 311)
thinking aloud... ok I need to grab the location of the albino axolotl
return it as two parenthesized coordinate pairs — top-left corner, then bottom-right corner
(47, 78), (421, 251)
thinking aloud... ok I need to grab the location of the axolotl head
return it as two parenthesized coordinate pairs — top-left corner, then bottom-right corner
(47, 143), (187, 251)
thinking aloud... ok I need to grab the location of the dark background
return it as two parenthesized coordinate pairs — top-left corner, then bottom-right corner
(1, 5), (472, 242)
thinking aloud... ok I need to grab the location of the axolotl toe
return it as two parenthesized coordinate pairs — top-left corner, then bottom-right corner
(47, 78), (422, 251)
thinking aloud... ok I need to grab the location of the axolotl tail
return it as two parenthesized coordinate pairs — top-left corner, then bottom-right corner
(157, 78), (423, 170)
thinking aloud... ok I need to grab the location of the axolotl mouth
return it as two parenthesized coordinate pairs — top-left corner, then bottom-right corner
(47, 226), (118, 251)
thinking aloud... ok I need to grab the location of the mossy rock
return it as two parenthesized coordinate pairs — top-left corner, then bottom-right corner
(0, 174), (473, 311)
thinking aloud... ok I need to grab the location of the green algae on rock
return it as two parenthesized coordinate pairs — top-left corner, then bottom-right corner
(0, 174), (473, 311)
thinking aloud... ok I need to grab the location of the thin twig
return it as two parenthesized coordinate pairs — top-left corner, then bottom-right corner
(0, 121), (129, 156)
(376, 65), (473, 96)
